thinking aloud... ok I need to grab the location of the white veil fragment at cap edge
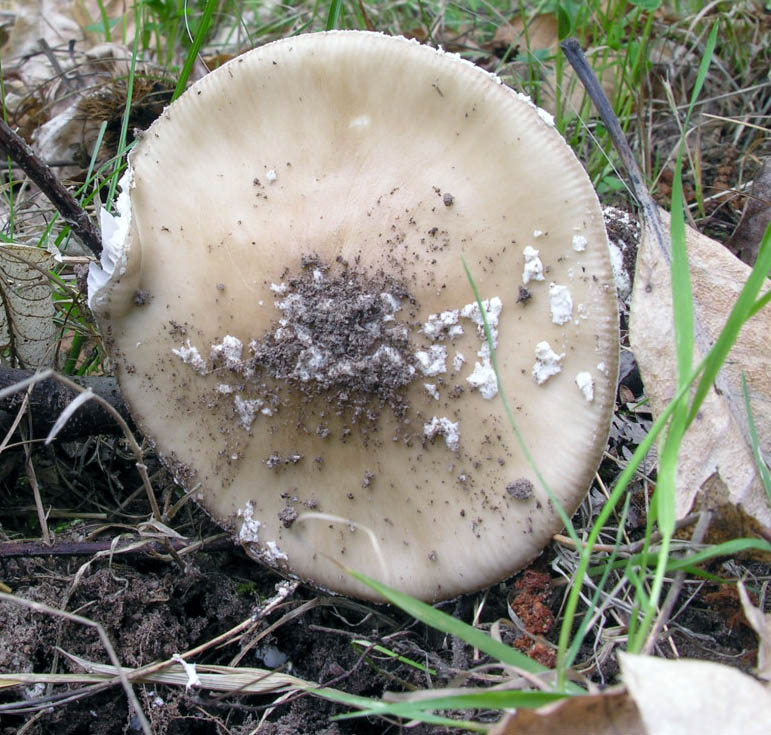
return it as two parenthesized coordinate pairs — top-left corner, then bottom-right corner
(87, 166), (134, 309)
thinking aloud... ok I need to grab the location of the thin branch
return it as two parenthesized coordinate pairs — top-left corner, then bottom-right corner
(0, 119), (102, 258)
(560, 38), (671, 263)
(0, 367), (130, 440)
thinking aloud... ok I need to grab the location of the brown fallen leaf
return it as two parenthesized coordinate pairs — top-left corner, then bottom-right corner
(31, 43), (167, 180)
(629, 209), (771, 528)
(693, 472), (771, 557)
(727, 158), (771, 267)
(489, 688), (644, 735)
(1, 1), (83, 75)
(0, 1), (86, 141)
(489, 13), (559, 56)
(492, 651), (771, 735)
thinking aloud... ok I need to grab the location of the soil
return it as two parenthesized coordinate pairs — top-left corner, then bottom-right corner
(0, 436), (764, 734)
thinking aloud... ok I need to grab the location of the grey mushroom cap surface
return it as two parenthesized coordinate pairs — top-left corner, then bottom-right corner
(89, 31), (618, 602)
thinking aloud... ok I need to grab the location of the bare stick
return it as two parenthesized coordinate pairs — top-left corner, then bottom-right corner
(0, 120), (102, 258)
(0, 535), (233, 559)
(560, 38), (671, 262)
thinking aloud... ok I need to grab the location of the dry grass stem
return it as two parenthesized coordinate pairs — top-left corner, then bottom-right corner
(0, 591), (151, 734)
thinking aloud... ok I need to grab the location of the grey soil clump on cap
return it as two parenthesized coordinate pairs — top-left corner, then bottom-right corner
(251, 255), (418, 428)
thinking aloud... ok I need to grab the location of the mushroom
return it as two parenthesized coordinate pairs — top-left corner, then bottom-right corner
(88, 31), (618, 602)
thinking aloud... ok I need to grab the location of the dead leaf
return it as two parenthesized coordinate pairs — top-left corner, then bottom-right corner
(489, 14), (559, 55)
(727, 158), (771, 267)
(629, 209), (771, 528)
(31, 41), (142, 178)
(492, 651), (771, 735)
(694, 472), (771, 557)
(1, 0), (84, 88)
(1, 1), (90, 144)
(620, 653), (771, 735)
(738, 580), (771, 680)
(489, 689), (644, 735)
(0, 243), (57, 369)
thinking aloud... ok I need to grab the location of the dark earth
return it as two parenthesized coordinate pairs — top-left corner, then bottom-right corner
(0, 433), (763, 733)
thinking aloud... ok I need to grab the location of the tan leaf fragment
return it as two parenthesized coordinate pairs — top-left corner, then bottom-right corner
(486, 14), (618, 117)
(489, 688), (644, 735)
(620, 653), (771, 735)
(738, 580), (771, 681)
(0, 243), (56, 369)
(491, 651), (771, 735)
(693, 471), (771, 557)
(489, 14), (559, 55)
(629, 209), (771, 528)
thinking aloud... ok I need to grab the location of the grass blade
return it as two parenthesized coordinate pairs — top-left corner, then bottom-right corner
(326, 0), (344, 30)
(344, 567), (580, 690)
(172, 0), (219, 101)
(333, 689), (569, 721)
(742, 374), (771, 505)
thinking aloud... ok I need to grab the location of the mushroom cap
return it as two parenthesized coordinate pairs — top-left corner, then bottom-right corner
(90, 31), (618, 602)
